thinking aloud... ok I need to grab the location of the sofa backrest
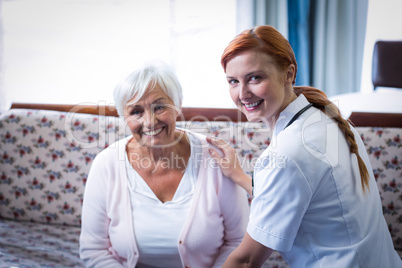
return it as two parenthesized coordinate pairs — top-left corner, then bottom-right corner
(0, 109), (267, 226)
(0, 109), (125, 226)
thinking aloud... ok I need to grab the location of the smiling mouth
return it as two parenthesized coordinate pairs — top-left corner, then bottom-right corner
(243, 100), (263, 111)
(143, 127), (164, 136)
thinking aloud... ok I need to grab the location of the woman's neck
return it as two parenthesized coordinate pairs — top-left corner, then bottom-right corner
(270, 90), (298, 129)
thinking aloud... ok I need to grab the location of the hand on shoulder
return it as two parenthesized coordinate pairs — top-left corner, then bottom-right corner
(207, 137), (252, 195)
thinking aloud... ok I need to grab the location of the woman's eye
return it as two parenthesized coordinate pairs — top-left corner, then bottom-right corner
(228, 79), (238, 85)
(154, 105), (167, 113)
(250, 76), (261, 82)
(130, 109), (142, 116)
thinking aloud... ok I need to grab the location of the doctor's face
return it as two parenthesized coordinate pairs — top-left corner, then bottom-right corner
(225, 50), (295, 124)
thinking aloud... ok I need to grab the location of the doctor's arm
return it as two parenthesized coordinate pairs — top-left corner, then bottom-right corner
(207, 137), (253, 196)
(223, 232), (273, 268)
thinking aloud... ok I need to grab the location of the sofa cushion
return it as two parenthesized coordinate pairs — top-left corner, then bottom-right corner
(0, 218), (84, 266)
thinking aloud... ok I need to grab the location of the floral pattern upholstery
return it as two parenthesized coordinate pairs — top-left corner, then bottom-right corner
(0, 109), (401, 267)
(0, 109), (128, 226)
(0, 218), (83, 268)
(358, 127), (402, 253)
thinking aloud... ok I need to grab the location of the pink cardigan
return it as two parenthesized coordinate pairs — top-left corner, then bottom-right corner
(79, 132), (249, 268)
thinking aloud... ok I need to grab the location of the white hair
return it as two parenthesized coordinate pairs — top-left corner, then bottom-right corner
(113, 61), (183, 117)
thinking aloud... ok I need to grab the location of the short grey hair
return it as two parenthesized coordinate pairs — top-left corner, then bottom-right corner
(113, 61), (183, 117)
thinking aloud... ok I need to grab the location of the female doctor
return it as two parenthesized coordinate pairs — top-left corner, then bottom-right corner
(208, 25), (402, 267)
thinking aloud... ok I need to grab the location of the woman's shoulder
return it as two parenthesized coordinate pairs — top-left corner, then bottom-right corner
(180, 129), (209, 150)
(275, 108), (335, 156)
(93, 136), (131, 163)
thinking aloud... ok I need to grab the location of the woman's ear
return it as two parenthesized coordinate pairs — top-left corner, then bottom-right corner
(286, 64), (295, 82)
(286, 64), (296, 83)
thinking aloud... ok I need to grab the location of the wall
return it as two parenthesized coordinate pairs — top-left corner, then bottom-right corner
(1, 0), (237, 110)
(360, 0), (402, 93)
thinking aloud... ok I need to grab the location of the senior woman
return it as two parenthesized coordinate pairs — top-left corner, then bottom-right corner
(79, 62), (249, 268)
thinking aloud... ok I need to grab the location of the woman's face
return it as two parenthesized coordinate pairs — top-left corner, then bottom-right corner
(124, 84), (179, 148)
(225, 50), (295, 124)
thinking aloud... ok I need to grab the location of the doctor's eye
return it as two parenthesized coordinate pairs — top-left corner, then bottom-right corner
(228, 79), (239, 85)
(249, 75), (261, 82)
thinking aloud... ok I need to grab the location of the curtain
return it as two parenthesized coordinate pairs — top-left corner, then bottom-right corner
(0, 0), (5, 113)
(248, 0), (369, 97)
(253, 0), (288, 38)
(310, 0), (369, 96)
(236, 0), (254, 34)
(288, 0), (310, 86)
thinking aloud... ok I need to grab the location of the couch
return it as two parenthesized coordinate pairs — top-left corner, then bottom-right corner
(0, 104), (401, 268)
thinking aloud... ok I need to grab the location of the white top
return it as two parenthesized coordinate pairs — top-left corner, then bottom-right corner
(247, 94), (401, 267)
(125, 132), (201, 268)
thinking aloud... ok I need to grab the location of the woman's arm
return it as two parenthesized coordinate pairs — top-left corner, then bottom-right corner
(223, 232), (273, 268)
(207, 137), (253, 196)
(211, 164), (250, 267)
(79, 154), (125, 268)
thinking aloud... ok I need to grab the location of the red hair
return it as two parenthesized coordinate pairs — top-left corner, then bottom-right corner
(221, 25), (298, 84)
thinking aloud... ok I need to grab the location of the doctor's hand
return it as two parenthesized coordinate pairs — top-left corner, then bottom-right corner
(207, 137), (252, 196)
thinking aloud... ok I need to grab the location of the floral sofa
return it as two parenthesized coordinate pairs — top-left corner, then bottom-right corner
(0, 107), (401, 268)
